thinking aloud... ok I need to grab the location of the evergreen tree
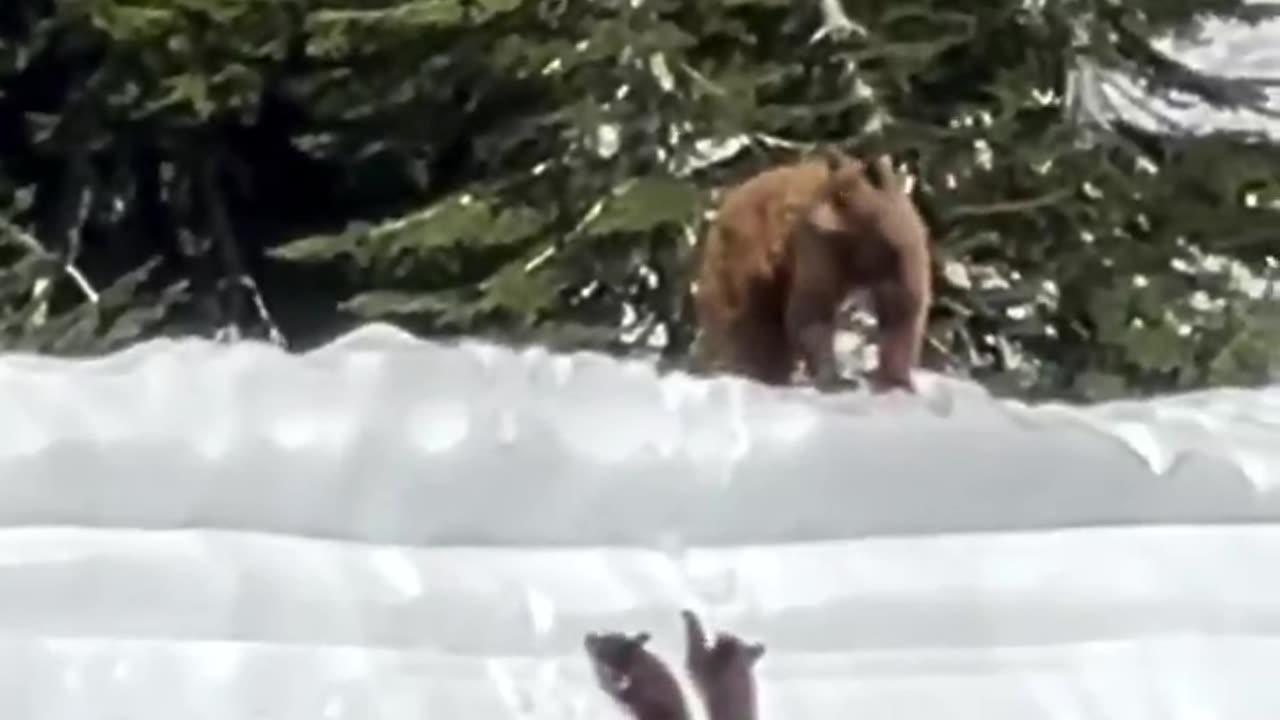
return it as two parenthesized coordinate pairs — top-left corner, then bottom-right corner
(274, 0), (1280, 399)
(0, 0), (1275, 398)
(0, 0), (189, 353)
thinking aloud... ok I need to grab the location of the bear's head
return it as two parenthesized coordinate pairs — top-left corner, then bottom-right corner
(808, 148), (910, 242)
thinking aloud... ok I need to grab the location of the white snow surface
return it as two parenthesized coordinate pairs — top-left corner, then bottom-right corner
(1, 322), (1279, 719)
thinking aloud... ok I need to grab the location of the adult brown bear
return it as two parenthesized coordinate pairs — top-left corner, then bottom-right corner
(693, 150), (932, 393)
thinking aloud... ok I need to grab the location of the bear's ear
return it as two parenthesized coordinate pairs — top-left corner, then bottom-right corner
(821, 146), (853, 173)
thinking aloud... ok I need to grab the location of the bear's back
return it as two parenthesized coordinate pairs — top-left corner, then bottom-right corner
(707, 159), (832, 286)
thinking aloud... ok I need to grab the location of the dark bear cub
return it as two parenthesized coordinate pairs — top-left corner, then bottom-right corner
(681, 610), (765, 720)
(584, 630), (691, 720)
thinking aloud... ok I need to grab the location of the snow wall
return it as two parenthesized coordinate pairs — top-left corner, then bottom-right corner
(1, 322), (1279, 719)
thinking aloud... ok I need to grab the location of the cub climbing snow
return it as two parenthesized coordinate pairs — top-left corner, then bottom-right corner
(585, 629), (692, 720)
(681, 609), (764, 720)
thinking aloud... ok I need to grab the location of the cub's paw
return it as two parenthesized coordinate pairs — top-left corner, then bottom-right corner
(681, 609), (765, 720)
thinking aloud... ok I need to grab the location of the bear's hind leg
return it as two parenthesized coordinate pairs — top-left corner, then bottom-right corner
(723, 295), (794, 386)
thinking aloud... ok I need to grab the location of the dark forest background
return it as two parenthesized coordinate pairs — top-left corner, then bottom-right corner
(1, 0), (1278, 401)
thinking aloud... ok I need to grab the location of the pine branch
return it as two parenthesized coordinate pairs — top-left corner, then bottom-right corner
(943, 189), (1076, 220)
(0, 216), (100, 305)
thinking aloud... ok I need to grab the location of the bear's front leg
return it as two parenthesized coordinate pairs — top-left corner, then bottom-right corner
(784, 275), (853, 392)
(870, 278), (926, 393)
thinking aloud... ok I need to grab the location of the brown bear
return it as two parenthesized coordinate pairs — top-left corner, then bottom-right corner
(693, 150), (932, 393)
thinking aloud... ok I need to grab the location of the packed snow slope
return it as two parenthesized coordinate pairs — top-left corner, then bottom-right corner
(0, 323), (1277, 719)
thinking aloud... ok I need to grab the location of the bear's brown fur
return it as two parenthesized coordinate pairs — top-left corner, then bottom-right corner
(694, 150), (932, 392)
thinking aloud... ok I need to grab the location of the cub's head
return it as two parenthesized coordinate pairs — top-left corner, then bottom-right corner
(584, 630), (654, 696)
(584, 629), (689, 720)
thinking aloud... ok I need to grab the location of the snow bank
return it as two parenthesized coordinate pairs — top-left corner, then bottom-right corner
(0, 323), (1277, 718)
